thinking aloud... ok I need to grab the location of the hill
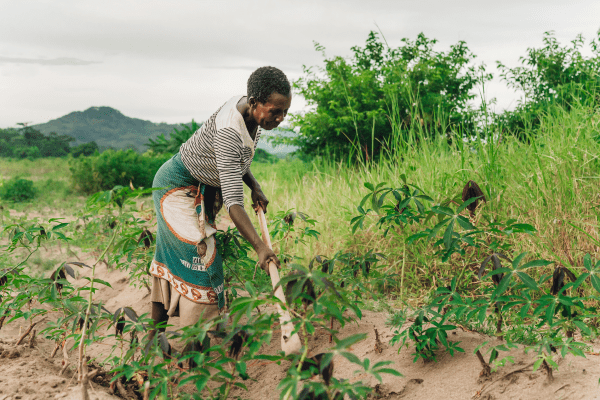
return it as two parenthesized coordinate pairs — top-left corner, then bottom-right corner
(33, 106), (180, 152)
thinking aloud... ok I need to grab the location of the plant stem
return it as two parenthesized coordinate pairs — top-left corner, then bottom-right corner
(221, 362), (237, 399)
(282, 325), (309, 400)
(475, 350), (491, 377)
(400, 241), (406, 301)
(77, 225), (119, 381)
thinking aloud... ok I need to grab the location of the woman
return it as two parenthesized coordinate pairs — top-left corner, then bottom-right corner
(148, 66), (290, 342)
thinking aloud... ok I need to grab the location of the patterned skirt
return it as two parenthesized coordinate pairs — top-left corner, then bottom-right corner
(149, 153), (225, 310)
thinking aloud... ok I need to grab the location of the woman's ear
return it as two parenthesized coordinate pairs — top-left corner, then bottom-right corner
(248, 96), (258, 109)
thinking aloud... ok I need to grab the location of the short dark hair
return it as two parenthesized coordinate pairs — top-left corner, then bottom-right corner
(247, 66), (291, 103)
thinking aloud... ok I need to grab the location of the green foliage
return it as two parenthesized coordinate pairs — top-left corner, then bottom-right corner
(254, 148), (279, 163)
(355, 177), (598, 377)
(0, 177), (37, 202)
(147, 120), (201, 154)
(1, 186), (401, 399)
(0, 125), (75, 159)
(288, 31), (488, 160)
(497, 31), (600, 138)
(0, 128), (19, 157)
(69, 149), (171, 194)
(70, 141), (99, 157)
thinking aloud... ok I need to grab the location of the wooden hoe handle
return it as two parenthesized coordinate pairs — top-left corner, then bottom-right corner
(256, 208), (302, 355)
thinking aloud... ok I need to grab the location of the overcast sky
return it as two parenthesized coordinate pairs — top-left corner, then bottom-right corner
(0, 0), (598, 128)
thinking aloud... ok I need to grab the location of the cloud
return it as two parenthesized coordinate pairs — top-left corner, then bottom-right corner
(0, 56), (101, 66)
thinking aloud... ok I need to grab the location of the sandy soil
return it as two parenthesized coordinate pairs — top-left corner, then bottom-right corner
(2, 255), (599, 400)
(2, 209), (600, 399)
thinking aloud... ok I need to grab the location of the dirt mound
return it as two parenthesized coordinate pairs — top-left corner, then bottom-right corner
(0, 335), (118, 400)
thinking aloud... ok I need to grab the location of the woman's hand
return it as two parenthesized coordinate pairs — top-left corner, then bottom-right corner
(251, 187), (269, 214)
(256, 243), (280, 274)
(228, 204), (279, 275)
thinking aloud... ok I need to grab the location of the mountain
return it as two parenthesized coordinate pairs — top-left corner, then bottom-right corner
(33, 106), (181, 152)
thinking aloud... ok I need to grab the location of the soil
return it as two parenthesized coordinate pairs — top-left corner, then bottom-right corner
(1, 210), (600, 399)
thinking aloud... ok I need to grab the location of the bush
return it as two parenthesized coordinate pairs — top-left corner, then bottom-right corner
(12, 146), (41, 160)
(253, 148), (279, 164)
(287, 31), (488, 160)
(147, 120), (201, 154)
(496, 31), (600, 138)
(69, 149), (172, 194)
(0, 177), (37, 202)
(71, 141), (99, 157)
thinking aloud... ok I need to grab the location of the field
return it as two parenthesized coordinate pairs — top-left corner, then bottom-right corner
(1, 102), (600, 399)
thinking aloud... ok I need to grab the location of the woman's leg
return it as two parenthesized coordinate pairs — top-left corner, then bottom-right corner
(146, 301), (169, 355)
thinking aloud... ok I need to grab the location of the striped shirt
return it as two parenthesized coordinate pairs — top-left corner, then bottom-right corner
(180, 95), (261, 212)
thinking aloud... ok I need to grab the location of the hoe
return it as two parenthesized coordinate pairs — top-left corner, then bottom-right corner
(255, 208), (302, 355)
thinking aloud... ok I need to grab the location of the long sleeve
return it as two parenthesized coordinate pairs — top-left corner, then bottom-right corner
(214, 127), (244, 212)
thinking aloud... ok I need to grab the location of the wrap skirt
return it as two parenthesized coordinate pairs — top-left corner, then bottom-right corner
(149, 153), (225, 324)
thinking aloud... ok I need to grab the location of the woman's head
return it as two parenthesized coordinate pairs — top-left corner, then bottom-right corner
(247, 66), (292, 130)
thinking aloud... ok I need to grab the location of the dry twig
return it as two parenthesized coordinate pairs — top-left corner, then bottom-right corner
(16, 322), (37, 345)
(28, 329), (37, 348)
(374, 328), (383, 354)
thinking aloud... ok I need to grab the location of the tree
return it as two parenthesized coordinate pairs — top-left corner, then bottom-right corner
(496, 31), (600, 138)
(147, 120), (202, 154)
(0, 128), (19, 157)
(287, 31), (489, 160)
(71, 141), (99, 157)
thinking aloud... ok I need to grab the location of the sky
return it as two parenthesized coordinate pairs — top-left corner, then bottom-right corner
(0, 0), (598, 128)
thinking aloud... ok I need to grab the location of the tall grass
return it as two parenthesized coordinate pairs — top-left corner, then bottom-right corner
(2, 103), (599, 304)
(0, 157), (83, 211)
(251, 101), (600, 303)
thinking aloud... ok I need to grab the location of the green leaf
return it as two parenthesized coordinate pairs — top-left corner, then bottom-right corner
(433, 206), (455, 217)
(511, 252), (528, 269)
(480, 267), (512, 282)
(545, 302), (556, 324)
(474, 341), (490, 354)
(457, 197), (479, 214)
(52, 223), (69, 231)
(93, 278), (112, 288)
(583, 253), (592, 271)
(574, 320), (591, 336)
(443, 219), (455, 249)
(340, 351), (362, 365)
(456, 215), (475, 230)
(236, 362), (248, 378)
(516, 272), (539, 291)
(376, 368), (403, 377)
(520, 259), (553, 270)
(591, 275), (600, 295)
(478, 306), (488, 325)
(428, 218), (449, 241)
(334, 333), (367, 350)
(492, 275), (512, 299)
(533, 358), (544, 372)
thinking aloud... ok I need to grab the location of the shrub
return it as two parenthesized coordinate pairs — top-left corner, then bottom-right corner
(69, 149), (171, 194)
(254, 148), (279, 164)
(288, 31), (488, 160)
(147, 120), (201, 154)
(71, 141), (99, 157)
(0, 177), (37, 202)
(12, 146), (40, 160)
(496, 31), (600, 138)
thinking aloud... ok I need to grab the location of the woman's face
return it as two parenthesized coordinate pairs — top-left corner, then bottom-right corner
(251, 92), (292, 130)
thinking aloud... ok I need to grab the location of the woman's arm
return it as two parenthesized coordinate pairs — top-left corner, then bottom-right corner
(242, 169), (259, 191)
(229, 204), (279, 271)
(243, 169), (269, 213)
